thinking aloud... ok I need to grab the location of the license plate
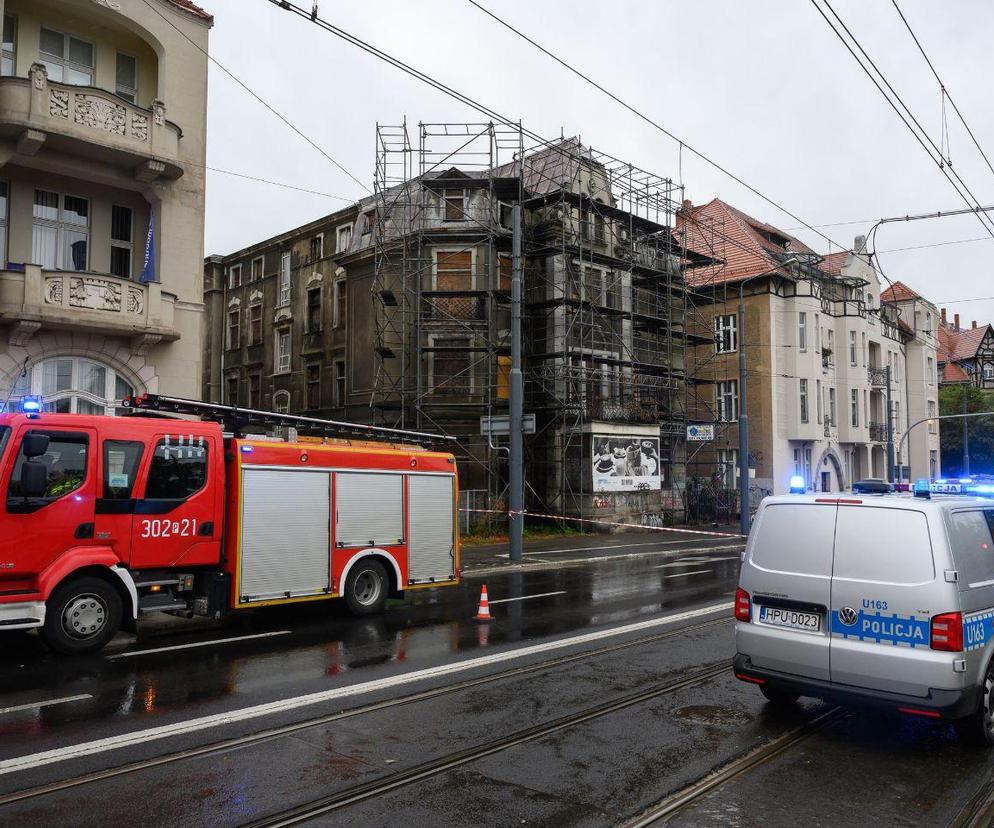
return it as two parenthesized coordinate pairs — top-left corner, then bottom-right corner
(758, 605), (821, 632)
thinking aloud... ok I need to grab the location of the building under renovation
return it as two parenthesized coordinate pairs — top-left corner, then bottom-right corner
(204, 121), (714, 525)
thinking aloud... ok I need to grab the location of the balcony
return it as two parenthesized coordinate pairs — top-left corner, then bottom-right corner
(868, 421), (888, 442)
(0, 264), (179, 352)
(422, 292), (488, 322)
(867, 365), (887, 387)
(0, 65), (184, 181)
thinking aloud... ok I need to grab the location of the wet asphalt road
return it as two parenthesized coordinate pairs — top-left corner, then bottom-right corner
(0, 532), (993, 827)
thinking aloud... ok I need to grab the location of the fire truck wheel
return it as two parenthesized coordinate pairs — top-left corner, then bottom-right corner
(344, 559), (388, 616)
(42, 577), (123, 655)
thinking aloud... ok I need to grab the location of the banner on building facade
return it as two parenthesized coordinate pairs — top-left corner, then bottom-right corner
(591, 434), (662, 492)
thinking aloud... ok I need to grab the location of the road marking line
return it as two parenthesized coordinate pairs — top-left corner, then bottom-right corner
(496, 541), (746, 560)
(0, 694), (92, 716)
(663, 570), (712, 579)
(0, 601), (732, 776)
(107, 630), (293, 659)
(489, 591), (567, 605)
(520, 539), (729, 556)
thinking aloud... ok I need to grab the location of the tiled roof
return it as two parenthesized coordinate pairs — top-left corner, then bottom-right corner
(678, 198), (819, 287)
(880, 281), (920, 302)
(945, 323), (991, 361)
(816, 250), (850, 277)
(166, 0), (213, 22)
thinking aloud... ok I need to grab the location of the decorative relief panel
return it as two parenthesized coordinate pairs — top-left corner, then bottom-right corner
(126, 287), (144, 315)
(74, 95), (126, 137)
(44, 278), (63, 305)
(131, 114), (149, 141)
(49, 89), (69, 119)
(69, 277), (122, 312)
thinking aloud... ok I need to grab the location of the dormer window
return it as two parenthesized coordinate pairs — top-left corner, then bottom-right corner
(444, 190), (465, 222)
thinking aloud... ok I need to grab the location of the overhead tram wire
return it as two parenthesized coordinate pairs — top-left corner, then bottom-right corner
(139, 0), (370, 195)
(810, 0), (994, 241)
(891, 0), (994, 183)
(463, 0), (846, 254)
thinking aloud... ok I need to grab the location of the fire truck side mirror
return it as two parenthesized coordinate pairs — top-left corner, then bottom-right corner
(20, 461), (47, 498)
(22, 433), (50, 458)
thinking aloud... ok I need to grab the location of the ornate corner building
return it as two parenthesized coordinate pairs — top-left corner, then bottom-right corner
(0, 0), (211, 412)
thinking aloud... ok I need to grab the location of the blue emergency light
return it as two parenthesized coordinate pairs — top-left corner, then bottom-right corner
(789, 475), (805, 494)
(913, 478), (931, 499)
(966, 484), (994, 498)
(21, 396), (41, 417)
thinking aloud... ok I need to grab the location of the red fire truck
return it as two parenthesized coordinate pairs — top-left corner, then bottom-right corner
(0, 395), (460, 654)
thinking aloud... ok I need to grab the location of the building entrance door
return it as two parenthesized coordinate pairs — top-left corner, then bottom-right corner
(820, 471), (831, 492)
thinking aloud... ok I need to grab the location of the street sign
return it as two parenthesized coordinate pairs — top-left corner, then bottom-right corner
(686, 424), (715, 442)
(480, 414), (536, 437)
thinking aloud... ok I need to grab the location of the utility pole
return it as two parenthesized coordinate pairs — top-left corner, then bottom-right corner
(963, 383), (971, 476)
(885, 364), (895, 483)
(508, 204), (524, 562)
(738, 291), (749, 535)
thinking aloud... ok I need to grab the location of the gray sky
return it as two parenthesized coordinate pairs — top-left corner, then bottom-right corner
(202, 0), (994, 327)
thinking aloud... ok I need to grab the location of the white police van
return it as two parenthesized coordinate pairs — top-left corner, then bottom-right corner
(733, 489), (994, 743)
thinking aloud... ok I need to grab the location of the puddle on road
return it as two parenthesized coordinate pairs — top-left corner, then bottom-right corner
(671, 704), (754, 729)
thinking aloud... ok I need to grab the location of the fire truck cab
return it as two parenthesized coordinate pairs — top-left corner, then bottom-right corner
(0, 395), (459, 654)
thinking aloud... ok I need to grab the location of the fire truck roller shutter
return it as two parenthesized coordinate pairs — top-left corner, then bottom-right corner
(239, 469), (331, 602)
(335, 472), (404, 547)
(407, 474), (456, 583)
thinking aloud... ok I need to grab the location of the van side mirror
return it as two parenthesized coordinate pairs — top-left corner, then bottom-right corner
(19, 460), (48, 498)
(21, 433), (50, 458)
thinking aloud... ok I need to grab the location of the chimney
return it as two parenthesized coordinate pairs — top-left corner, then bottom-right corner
(680, 199), (692, 216)
(973, 320), (978, 329)
(955, 313), (961, 330)
(853, 234), (866, 253)
(941, 307), (947, 325)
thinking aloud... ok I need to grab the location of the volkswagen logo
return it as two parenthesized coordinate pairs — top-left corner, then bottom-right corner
(838, 606), (859, 627)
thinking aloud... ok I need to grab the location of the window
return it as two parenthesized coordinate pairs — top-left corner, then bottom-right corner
(851, 388), (859, 427)
(985, 363), (994, 381)
(799, 378), (808, 423)
(8, 431), (88, 502)
(750, 504), (835, 576)
(863, 389), (867, 426)
(226, 374), (239, 406)
(115, 52), (137, 103)
(928, 399), (937, 434)
(249, 301), (262, 345)
(926, 312), (932, 337)
(861, 332), (866, 367)
(930, 450), (938, 479)
(815, 314), (820, 352)
(798, 312), (807, 352)
(444, 190), (465, 222)
(828, 387), (836, 426)
(2, 15), (14, 77)
(334, 359), (346, 407)
(718, 448), (739, 489)
(946, 511), (994, 589)
(336, 225), (352, 254)
(834, 507), (933, 584)
(849, 330), (857, 366)
(307, 285), (322, 332)
(927, 356), (935, 385)
(273, 390), (290, 414)
(333, 278), (346, 328)
(7, 357), (132, 415)
(248, 373), (261, 409)
(309, 234), (323, 261)
(431, 337), (472, 394)
(32, 190), (88, 270)
(714, 314), (737, 353)
(804, 447), (812, 486)
(275, 328), (291, 374)
(793, 448), (802, 478)
(363, 210), (375, 237)
(110, 205), (132, 278)
(278, 251), (291, 306)
(306, 363), (320, 409)
(716, 380), (738, 422)
(251, 256), (263, 282)
(226, 309), (240, 350)
(893, 400), (901, 434)
(0, 182), (8, 266)
(228, 264), (242, 290)
(103, 440), (143, 499)
(39, 27), (93, 85)
(816, 379), (822, 423)
(144, 438), (208, 501)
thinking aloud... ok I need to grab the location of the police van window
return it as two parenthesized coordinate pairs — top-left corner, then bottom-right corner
(946, 510), (994, 589)
(834, 507), (934, 584)
(750, 504), (834, 577)
(8, 431), (87, 500)
(143, 437), (207, 500)
(0, 426), (9, 461)
(102, 440), (143, 499)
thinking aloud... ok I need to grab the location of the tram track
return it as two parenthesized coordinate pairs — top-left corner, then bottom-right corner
(0, 616), (732, 808)
(239, 662), (732, 828)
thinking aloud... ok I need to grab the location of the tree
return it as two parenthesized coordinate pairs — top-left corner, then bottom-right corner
(939, 384), (994, 477)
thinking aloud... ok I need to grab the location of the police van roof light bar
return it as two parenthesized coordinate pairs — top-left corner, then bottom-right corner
(120, 394), (458, 447)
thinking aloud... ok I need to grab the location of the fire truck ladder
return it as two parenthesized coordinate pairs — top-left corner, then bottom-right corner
(120, 394), (459, 448)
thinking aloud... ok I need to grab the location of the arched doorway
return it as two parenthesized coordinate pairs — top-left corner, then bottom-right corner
(6, 356), (139, 415)
(814, 447), (846, 493)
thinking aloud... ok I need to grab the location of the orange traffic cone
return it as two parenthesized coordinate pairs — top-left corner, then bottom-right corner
(474, 584), (495, 622)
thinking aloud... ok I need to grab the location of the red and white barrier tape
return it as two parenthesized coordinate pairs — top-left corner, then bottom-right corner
(458, 508), (746, 540)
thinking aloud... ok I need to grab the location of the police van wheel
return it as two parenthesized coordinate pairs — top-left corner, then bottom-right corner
(344, 560), (388, 617)
(42, 577), (123, 655)
(760, 685), (800, 706)
(955, 664), (994, 747)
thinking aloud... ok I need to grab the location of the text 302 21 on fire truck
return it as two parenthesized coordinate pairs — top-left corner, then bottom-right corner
(0, 394), (460, 654)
